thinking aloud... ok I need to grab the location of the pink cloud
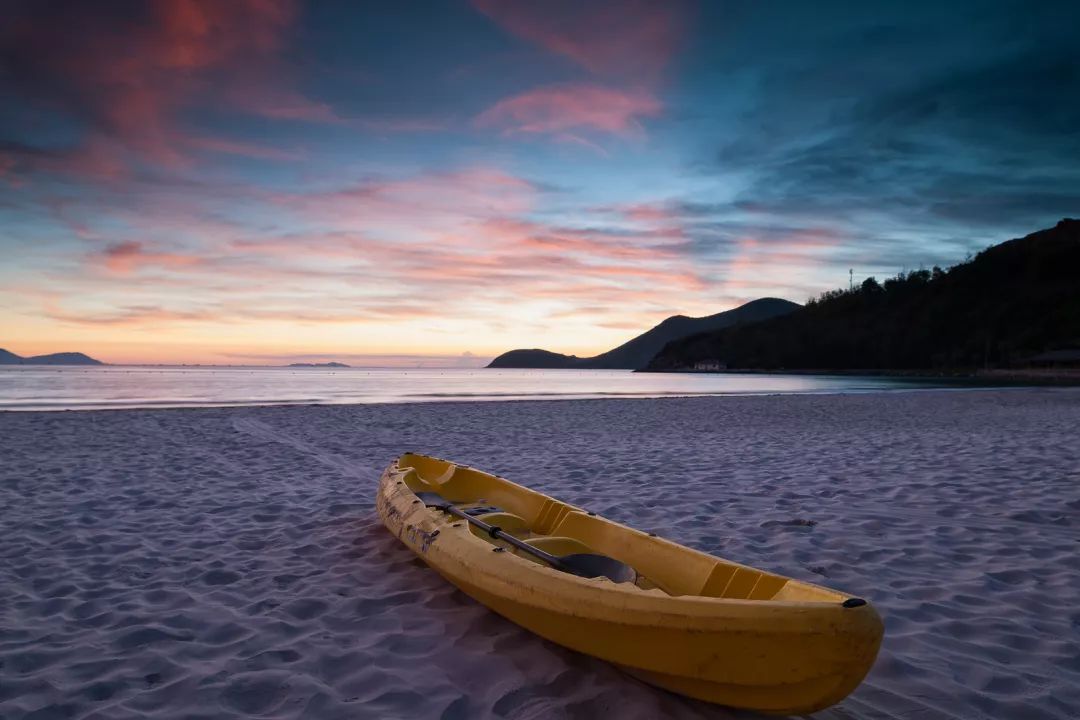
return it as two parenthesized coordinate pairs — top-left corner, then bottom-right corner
(44, 303), (443, 328)
(98, 241), (203, 274)
(223, 193), (706, 300)
(472, 0), (687, 84)
(230, 233), (375, 260)
(0, 154), (23, 188)
(717, 231), (844, 299)
(475, 84), (661, 138)
(28, 160), (732, 338)
(44, 305), (219, 326)
(472, 1), (685, 145)
(185, 136), (304, 161)
(224, 86), (346, 124)
(75, 165), (702, 293)
(620, 202), (679, 225)
(479, 217), (679, 261)
(3, 0), (335, 176)
(355, 117), (448, 134)
(286, 167), (538, 229)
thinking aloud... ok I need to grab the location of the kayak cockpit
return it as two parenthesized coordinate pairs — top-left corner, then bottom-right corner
(396, 453), (842, 604)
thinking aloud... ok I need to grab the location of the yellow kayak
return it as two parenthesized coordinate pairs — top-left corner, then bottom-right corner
(377, 453), (883, 714)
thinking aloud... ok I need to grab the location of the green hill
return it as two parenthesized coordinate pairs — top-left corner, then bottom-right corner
(488, 298), (799, 370)
(0, 349), (104, 365)
(646, 220), (1080, 372)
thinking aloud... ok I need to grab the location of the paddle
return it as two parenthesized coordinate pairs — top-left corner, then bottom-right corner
(415, 492), (636, 584)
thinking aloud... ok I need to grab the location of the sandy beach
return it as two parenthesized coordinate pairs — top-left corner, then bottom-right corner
(2, 389), (1079, 719)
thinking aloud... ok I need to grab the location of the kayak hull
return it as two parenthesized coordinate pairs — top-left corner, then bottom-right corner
(377, 454), (883, 714)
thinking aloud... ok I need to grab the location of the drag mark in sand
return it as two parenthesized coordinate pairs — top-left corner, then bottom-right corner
(231, 416), (379, 483)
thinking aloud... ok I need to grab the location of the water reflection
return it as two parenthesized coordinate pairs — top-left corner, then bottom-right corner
(0, 366), (964, 411)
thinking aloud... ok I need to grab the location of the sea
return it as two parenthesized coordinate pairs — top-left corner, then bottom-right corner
(0, 366), (975, 411)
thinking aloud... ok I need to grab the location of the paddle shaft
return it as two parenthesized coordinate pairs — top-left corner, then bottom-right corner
(428, 501), (573, 573)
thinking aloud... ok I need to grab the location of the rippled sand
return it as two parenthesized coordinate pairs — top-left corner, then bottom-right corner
(2, 389), (1079, 719)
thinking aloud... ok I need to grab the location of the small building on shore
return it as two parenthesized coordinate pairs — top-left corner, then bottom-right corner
(693, 359), (726, 371)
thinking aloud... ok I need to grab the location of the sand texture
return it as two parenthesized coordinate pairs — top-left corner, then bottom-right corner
(2, 389), (1079, 719)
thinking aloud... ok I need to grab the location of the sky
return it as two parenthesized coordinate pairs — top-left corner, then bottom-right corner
(2, 0), (1078, 365)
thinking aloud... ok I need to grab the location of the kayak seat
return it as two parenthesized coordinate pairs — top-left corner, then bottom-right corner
(524, 536), (593, 557)
(468, 511), (530, 539)
(532, 499), (576, 535)
(401, 456), (456, 486)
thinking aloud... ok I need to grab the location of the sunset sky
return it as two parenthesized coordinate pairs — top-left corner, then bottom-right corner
(2, 0), (1077, 365)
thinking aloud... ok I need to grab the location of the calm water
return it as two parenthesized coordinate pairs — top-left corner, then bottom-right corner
(0, 366), (967, 411)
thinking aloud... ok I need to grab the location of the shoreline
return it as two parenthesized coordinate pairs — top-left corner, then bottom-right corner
(638, 366), (1080, 384)
(1, 382), (1065, 415)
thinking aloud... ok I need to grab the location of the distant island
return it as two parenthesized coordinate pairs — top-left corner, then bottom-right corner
(646, 219), (1080, 374)
(0, 348), (104, 366)
(287, 362), (350, 368)
(488, 298), (799, 369)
